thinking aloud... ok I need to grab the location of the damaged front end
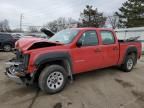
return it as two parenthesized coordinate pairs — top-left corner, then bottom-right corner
(5, 40), (63, 85)
(5, 50), (31, 85)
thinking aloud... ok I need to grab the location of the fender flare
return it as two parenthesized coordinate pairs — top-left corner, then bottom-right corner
(34, 52), (73, 80)
(122, 46), (138, 64)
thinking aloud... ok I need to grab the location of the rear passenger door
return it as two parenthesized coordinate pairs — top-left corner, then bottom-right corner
(100, 31), (119, 67)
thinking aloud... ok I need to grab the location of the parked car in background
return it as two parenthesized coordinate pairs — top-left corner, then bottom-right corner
(14, 28), (54, 49)
(23, 28), (54, 39)
(23, 31), (51, 39)
(0, 33), (18, 51)
(11, 33), (23, 40)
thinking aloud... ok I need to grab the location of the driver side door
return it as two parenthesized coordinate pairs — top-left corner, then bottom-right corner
(71, 30), (103, 74)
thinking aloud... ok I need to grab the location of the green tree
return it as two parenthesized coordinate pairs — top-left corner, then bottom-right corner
(79, 5), (106, 27)
(115, 0), (144, 28)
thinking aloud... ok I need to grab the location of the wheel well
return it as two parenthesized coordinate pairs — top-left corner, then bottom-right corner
(33, 60), (69, 83)
(3, 43), (12, 48)
(122, 47), (138, 65)
(127, 51), (137, 65)
(127, 51), (137, 56)
(126, 46), (138, 57)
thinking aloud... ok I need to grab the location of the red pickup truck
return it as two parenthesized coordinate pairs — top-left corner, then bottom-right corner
(5, 28), (142, 94)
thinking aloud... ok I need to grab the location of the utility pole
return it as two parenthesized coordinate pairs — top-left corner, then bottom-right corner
(20, 14), (23, 32)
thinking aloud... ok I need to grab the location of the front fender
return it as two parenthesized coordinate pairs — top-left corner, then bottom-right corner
(34, 52), (72, 67)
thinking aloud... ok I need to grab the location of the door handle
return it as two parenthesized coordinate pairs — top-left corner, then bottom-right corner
(113, 47), (119, 51)
(94, 48), (101, 52)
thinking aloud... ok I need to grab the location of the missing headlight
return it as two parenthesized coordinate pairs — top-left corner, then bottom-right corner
(23, 54), (30, 69)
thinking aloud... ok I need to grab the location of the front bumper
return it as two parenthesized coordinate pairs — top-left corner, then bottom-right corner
(5, 62), (26, 84)
(5, 66), (23, 84)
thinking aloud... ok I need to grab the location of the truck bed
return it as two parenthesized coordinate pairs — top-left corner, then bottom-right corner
(118, 41), (142, 65)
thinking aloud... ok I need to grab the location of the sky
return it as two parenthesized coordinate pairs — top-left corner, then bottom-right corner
(0, 0), (127, 29)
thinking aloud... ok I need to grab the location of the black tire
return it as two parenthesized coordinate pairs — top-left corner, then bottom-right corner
(3, 44), (12, 52)
(131, 53), (137, 66)
(39, 65), (68, 94)
(120, 55), (135, 72)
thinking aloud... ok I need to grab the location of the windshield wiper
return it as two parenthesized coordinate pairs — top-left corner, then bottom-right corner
(55, 41), (60, 42)
(55, 41), (65, 44)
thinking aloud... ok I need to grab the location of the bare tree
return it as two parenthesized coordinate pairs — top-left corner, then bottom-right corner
(44, 20), (58, 32)
(56, 17), (67, 31)
(12, 28), (21, 32)
(28, 26), (39, 32)
(44, 17), (77, 32)
(0, 19), (11, 32)
(107, 14), (120, 29)
(67, 17), (78, 28)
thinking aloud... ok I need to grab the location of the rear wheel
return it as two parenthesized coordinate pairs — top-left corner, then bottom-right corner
(3, 44), (12, 52)
(39, 65), (68, 94)
(120, 54), (136, 72)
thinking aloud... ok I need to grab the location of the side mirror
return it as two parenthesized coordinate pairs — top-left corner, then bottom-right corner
(76, 40), (82, 47)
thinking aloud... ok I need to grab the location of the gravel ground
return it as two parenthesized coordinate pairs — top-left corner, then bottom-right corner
(0, 51), (144, 108)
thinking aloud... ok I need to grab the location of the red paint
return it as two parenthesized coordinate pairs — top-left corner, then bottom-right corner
(16, 28), (142, 74)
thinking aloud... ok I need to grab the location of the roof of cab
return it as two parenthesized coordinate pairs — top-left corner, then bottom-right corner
(71, 27), (114, 31)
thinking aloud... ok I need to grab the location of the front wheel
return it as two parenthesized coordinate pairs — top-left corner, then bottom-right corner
(121, 55), (135, 72)
(39, 65), (68, 94)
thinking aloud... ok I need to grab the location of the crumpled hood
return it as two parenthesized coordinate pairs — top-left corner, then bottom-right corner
(15, 28), (56, 52)
(15, 37), (62, 52)
(15, 37), (44, 49)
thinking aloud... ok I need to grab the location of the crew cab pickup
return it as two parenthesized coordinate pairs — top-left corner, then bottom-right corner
(5, 28), (142, 94)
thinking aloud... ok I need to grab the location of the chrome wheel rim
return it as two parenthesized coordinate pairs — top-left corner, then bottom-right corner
(47, 71), (64, 90)
(127, 58), (133, 70)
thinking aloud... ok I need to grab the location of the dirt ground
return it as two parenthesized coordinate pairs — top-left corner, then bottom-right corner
(0, 51), (144, 108)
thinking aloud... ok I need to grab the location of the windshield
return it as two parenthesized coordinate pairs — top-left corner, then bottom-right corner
(49, 29), (79, 44)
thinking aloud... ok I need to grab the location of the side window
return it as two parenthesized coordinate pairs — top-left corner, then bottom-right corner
(79, 31), (98, 46)
(100, 31), (115, 45)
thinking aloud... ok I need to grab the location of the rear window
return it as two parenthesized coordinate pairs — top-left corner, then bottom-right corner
(100, 31), (115, 45)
